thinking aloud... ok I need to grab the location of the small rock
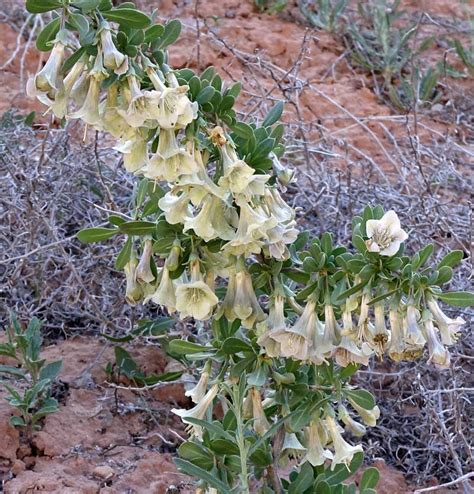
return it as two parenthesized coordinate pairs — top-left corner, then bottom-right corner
(11, 459), (26, 476)
(93, 465), (115, 480)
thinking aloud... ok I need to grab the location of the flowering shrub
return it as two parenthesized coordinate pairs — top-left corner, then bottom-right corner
(26, 0), (473, 492)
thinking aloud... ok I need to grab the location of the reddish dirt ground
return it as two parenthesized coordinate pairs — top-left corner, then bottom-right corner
(0, 0), (472, 492)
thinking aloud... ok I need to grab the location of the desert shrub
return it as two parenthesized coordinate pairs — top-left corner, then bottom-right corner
(23, 0), (473, 492)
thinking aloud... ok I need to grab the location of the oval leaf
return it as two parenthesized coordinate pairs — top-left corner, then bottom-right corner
(36, 17), (61, 52)
(76, 227), (118, 243)
(103, 8), (152, 29)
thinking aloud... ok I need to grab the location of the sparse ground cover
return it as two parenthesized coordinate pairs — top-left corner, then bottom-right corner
(0, 0), (472, 493)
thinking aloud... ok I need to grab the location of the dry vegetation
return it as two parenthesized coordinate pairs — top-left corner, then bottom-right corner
(0, 0), (473, 492)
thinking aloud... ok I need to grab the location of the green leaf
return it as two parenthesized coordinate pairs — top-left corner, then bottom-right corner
(263, 101), (284, 127)
(36, 17), (61, 52)
(68, 13), (90, 35)
(337, 281), (367, 302)
(436, 266), (453, 285)
(209, 439), (240, 456)
(10, 416), (26, 427)
(114, 346), (138, 376)
(366, 289), (398, 306)
(62, 47), (86, 72)
(435, 291), (474, 307)
(26, 0), (62, 13)
(178, 441), (214, 470)
(359, 467), (380, 490)
(174, 459), (230, 492)
(168, 340), (214, 355)
(352, 234), (367, 254)
(345, 389), (376, 410)
(103, 8), (151, 29)
(288, 461), (314, 494)
(115, 237), (133, 269)
(38, 360), (62, 382)
(157, 19), (181, 49)
(232, 122), (254, 140)
(144, 24), (164, 43)
(196, 86), (216, 104)
(437, 250), (464, 269)
(119, 221), (155, 235)
(221, 337), (254, 355)
(0, 365), (27, 379)
(76, 227), (118, 243)
(72, 0), (101, 10)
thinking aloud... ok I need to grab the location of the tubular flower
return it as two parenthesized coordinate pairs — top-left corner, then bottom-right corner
(427, 297), (465, 346)
(135, 239), (155, 283)
(147, 68), (197, 129)
(99, 83), (130, 138)
(310, 313), (335, 365)
(223, 264), (265, 329)
(347, 398), (380, 427)
(250, 388), (270, 437)
(184, 195), (235, 242)
(185, 361), (212, 404)
(302, 420), (333, 466)
(271, 299), (316, 361)
(339, 405), (367, 437)
(369, 301), (391, 357)
(224, 198), (277, 257)
(404, 303), (426, 354)
(422, 310), (450, 370)
(333, 337), (373, 367)
(100, 24), (127, 73)
(145, 129), (197, 181)
(172, 383), (219, 439)
(281, 433), (306, 461)
(365, 210), (408, 256)
(124, 255), (142, 306)
(119, 75), (162, 128)
(387, 304), (405, 362)
(70, 50), (108, 127)
(158, 189), (194, 225)
(114, 133), (149, 173)
(256, 294), (287, 357)
(149, 266), (176, 313)
(175, 258), (218, 321)
(29, 37), (65, 94)
(50, 59), (86, 118)
(325, 415), (363, 469)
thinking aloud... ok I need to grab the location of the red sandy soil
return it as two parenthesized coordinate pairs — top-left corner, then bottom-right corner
(0, 0), (472, 492)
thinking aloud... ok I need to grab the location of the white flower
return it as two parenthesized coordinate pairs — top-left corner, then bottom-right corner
(135, 239), (155, 284)
(333, 337), (373, 367)
(119, 75), (162, 128)
(100, 24), (127, 73)
(175, 258), (218, 321)
(185, 361), (211, 404)
(347, 398), (380, 427)
(427, 298), (465, 346)
(303, 420), (333, 466)
(147, 68), (197, 129)
(148, 266), (176, 313)
(387, 304), (405, 361)
(99, 84), (131, 138)
(172, 383), (219, 439)
(271, 299), (316, 361)
(50, 59), (86, 118)
(114, 133), (148, 173)
(184, 195), (235, 242)
(339, 406), (366, 437)
(145, 129), (197, 181)
(31, 38), (65, 93)
(158, 189), (194, 225)
(124, 256), (142, 306)
(256, 295), (287, 357)
(404, 304), (426, 349)
(325, 415), (363, 469)
(422, 311), (450, 370)
(365, 210), (408, 256)
(281, 432), (306, 458)
(221, 265), (265, 329)
(369, 301), (390, 357)
(250, 388), (270, 437)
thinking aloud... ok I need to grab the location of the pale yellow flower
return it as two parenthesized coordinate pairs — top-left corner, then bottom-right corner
(423, 311), (450, 370)
(365, 210), (408, 256)
(135, 239), (155, 283)
(114, 133), (148, 173)
(427, 297), (465, 346)
(250, 388), (270, 437)
(185, 361), (212, 404)
(100, 24), (127, 73)
(339, 406), (366, 437)
(31, 38), (65, 93)
(124, 256), (142, 306)
(149, 266), (176, 313)
(302, 420), (333, 466)
(347, 398), (380, 427)
(325, 415), (363, 469)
